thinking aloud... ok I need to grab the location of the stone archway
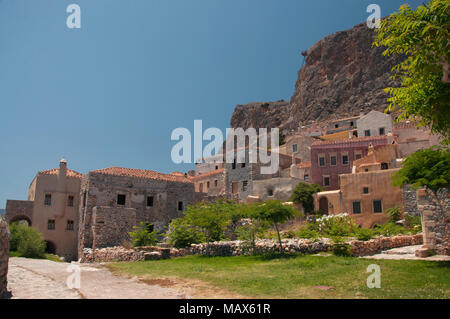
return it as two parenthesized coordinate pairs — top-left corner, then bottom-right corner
(8, 215), (32, 226)
(319, 197), (329, 215)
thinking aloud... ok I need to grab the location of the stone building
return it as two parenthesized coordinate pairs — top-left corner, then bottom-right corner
(392, 122), (442, 157)
(356, 110), (393, 138)
(190, 168), (227, 197)
(284, 134), (316, 162)
(5, 159), (82, 261)
(314, 146), (403, 228)
(310, 135), (390, 190)
(325, 115), (359, 135)
(0, 217), (9, 299)
(77, 167), (194, 255)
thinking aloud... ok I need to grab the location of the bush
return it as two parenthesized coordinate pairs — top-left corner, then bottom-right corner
(404, 214), (422, 234)
(167, 218), (206, 248)
(355, 228), (374, 241)
(129, 222), (158, 247)
(296, 227), (321, 240)
(316, 213), (359, 237)
(373, 222), (407, 237)
(386, 206), (403, 222)
(331, 237), (352, 257)
(9, 223), (46, 258)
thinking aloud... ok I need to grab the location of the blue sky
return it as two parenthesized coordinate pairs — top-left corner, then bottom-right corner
(0, 0), (423, 207)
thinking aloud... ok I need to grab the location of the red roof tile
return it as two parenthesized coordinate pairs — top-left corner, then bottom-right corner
(311, 135), (388, 147)
(39, 168), (83, 179)
(91, 167), (192, 183)
(189, 168), (225, 181)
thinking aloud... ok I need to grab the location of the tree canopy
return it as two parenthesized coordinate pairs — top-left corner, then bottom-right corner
(374, 0), (450, 144)
(290, 182), (324, 214)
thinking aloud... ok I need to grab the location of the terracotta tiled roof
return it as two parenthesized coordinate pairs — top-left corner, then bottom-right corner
(189, 168), (225, 181)
(297, 161), (311, 168)
(39, 168), (83, 179)
(321, 131), (350, 141)
(91, 167), (192, 183)
(311, 135), (387, 147)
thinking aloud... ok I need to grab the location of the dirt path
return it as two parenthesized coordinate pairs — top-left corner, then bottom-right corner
(7, 257), (189, 299)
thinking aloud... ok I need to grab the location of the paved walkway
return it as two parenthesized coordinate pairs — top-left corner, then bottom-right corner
(362, 245), (450, 261)
(7, 257), (189, 299)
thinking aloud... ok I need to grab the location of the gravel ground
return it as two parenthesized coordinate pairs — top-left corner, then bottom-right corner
(7, 257), (189, 299)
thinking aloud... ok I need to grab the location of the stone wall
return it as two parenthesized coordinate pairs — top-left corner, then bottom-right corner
(92, 207), (137, 249)
(416, 189), (449, 256)
(79, 234), (424, 262)
(402, 185), (420, 216)
(0, 217), (10, 299)
(4, 200), (34, 225)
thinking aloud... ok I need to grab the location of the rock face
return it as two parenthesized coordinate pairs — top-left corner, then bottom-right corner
(230, 23), (404, 131)
(230, 100), (290, 130)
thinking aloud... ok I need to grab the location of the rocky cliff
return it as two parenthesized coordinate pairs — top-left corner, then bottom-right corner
(230, 22), (404, 131)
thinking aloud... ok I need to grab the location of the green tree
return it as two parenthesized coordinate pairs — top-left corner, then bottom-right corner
(9, 223), (46, 258)
(167, 218), (206, 248)
(129, 222), (158, 247)
(255, 200), (300, 254)
(392, 146), (450, 209)
(373, 0), (450, 144)
(183, 200), (235, 254)
(290, 182), (324, 214)
(234, 203), (269, 255)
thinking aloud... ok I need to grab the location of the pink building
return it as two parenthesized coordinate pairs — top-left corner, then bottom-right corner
(310, 136), (390, 190)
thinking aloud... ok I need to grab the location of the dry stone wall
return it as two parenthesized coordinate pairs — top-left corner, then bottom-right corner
(0, 217), (10, 299)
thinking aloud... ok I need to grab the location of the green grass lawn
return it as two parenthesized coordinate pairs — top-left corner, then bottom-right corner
(107, 255), (450, 299)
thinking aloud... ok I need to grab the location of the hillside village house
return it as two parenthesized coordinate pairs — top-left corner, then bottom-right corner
(314, 144), (403, 228)
(5, 159), (82, 261)
(310, 135), (392, 190)
(77, 167), (194, 256)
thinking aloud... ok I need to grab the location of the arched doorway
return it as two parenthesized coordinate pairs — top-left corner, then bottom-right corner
(45, 241), (56, 254)
(9, 215), (32, 226)
(319, 197), (329, 215)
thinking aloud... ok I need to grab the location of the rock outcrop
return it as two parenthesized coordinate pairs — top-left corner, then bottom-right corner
(230, 22), (404, 131)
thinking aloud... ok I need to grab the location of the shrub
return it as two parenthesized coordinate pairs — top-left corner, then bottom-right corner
(404, 214), (422, 234)
(331, 237), (352, 257)
(373, 222), (407, 237)
(386, 206), (403, 222)
(296, 228), (321, 240)
(9, 223), (46, 258)
(355, 228), (374, 241)
(129, 222), (158, 247)
(316, 213), (359, 237)
(167, 218), (206, 248)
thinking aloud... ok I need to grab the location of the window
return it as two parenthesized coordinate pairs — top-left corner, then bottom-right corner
(48, 219), (55, 230)
(292, 144), (298, 153)
(44, 194), (52, 206)
(66, 220), (74, 231)
(267, 188), (274, 196)
(381, 163), (389, 170)
(364, 130), (371, 137)
(242, 181), (248, 192)
(350, 121), (354, 127)
(214, 180), (218, 187)
(342, 154), (349, 165)
(215, 165), (219, 170)
(199, 183), (203, 192)
(352, 201), (362, 214)
(207, 181), (210, 189)
(147, 196), (154, 207)
(241, 163), (246, 168)
(178, 201), (183, 211)
(330, 155), (337, 166)
(231, 182), (238, 194)
(355, 152), (363, 160)
(363, 187), (369, 194)
(232, 160), (236, 169)
(117, 194), (126, 206)
(318, 155), (326, 167)
(379, 127), (385, 135)
(335, 124), (339, 128)
(323, 176), (330, 187)
(373, 200), (383, 213)
(304, 174), (310, 182)
(83, 191), (87, 208)
(68, 195), (74, 207)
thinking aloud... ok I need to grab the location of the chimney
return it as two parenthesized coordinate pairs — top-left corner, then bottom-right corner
(59, 157), (67, 178)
